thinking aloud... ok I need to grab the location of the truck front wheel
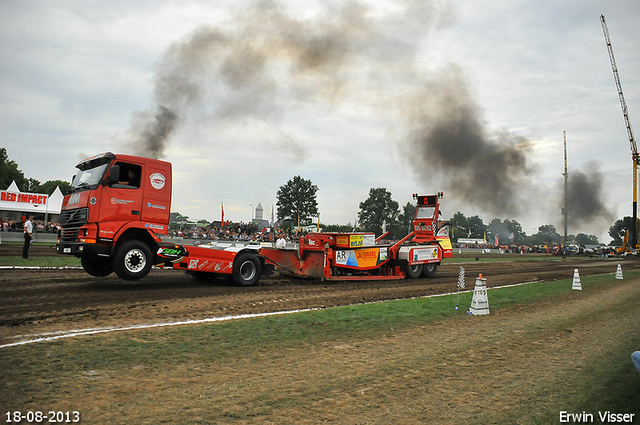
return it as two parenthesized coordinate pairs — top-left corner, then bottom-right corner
(81, 255), (113, 277)
(112, 240), (153, 281)
(232, 253), (261, 287)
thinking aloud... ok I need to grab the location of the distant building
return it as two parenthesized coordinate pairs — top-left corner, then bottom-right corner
(252, 203), (270, 229)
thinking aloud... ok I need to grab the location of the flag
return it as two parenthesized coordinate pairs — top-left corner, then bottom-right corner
(221, 202), (224, 228)
(457, 266), (465, 289)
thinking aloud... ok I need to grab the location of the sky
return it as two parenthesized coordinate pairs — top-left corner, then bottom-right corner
(1, 0), (639, 243)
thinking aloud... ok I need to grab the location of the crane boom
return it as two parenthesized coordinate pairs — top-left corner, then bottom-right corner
(601, 14), (638, 252)
(601, 14), (637, 157)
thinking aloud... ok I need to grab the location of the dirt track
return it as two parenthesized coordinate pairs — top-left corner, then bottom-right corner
(1, 254), (637, 346)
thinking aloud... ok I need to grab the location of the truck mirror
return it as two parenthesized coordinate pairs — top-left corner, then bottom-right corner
(108, 164), (120, 185)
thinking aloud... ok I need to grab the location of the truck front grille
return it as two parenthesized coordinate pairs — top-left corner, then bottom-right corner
(59, 208), (89, 227)
(60, 228), (79, 243)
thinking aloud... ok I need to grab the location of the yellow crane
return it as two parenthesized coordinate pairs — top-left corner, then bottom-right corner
(601, 14), (638, 252)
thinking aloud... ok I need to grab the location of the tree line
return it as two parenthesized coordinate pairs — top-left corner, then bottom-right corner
(275, 176), (633, 246)
(0, 149), (633, 246)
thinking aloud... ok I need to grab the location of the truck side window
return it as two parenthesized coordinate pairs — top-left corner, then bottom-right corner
(112, 162), (142, 189)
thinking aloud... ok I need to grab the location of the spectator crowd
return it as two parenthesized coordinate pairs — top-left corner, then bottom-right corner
(169, 221), (305, 245)
(1, 215), (60, 233)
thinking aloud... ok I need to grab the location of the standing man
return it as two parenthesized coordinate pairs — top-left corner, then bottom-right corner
(276, 233), (287, 249)
(23, 215), (34, 259)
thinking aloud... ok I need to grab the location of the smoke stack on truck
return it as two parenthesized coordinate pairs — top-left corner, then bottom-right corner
(58, 152), (451, 285)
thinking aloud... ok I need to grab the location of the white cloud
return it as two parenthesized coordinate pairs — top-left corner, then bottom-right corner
(1, 0), (638, 244)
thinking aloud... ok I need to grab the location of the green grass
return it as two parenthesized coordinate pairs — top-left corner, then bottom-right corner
(0, 241), (80, 267)
(1, 272), (638, 421)
(2, 272), (636, 366)
(0, 256), (80, 267)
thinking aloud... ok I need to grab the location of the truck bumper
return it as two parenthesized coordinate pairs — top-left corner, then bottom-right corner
(57, 242), (111, 258)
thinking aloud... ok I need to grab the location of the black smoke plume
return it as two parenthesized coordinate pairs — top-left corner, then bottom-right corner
(123, 0), (455, 162)
(565, 162), (615, 228)
(119, 0), (610, 227)
(402, 68), (534, 216)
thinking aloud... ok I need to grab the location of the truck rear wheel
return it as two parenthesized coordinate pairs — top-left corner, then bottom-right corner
(421, 263), (438, 278)
(232, 252), (261, 287)
(405, 263), (423, 279)
(112, 240), (153, 281)
(81, 255), (113, 277)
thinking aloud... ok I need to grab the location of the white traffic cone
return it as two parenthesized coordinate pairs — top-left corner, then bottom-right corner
(572, 268), (582, 290)
(615, 264), (623, 280)
(469, 274), (490, 315)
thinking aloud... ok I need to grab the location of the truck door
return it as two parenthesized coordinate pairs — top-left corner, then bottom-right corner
(99, 161), (144, 228)
(141, 163), (171, 226)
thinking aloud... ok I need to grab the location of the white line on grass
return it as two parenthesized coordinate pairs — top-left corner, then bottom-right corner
(0, 279), (548, 349)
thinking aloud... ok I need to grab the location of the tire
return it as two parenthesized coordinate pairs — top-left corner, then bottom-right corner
(405, 263), (423, 279)
(112, 240), (153, 281)
(232, 252), (262, 287)
(421, 262), (438, 278)
(81, 255), (113, 277)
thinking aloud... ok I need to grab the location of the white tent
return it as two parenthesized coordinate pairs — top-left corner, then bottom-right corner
(47, 186), (63, 214)
(6, 181), (19, 192)
(0, 180), (63, 217)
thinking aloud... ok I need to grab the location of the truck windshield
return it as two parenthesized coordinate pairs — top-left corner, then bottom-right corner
(69, 162), (110, 193)
(416, 206), (436, 219)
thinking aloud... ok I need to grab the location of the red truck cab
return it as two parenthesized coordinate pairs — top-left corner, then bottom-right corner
(57, 152), (172, 279)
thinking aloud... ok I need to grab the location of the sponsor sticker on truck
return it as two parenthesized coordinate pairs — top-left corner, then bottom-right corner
(335, 247), (387, 268)
(411, 247), (439, 262)
(150, 173), (166, 190)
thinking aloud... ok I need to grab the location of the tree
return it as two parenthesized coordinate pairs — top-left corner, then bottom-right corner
(0, 147), (28, 190)
(575, 233), (599, 246)
(398, 202), (416, 235)
(489, 218), (525, 244)
(323, 223), (355, 232)
(488, 217), (502, 242)
(467, 215), (487, 239)
(24, 178), (41, 192)
(169, 212), (190, 230)
(449, 211), (469, 241)
(536, 224), (561, 245)
(503, 219), (525, 244)
(38, 180), (71, 196)
(358, 188), (399, 236)
(276, 176), (319, 227)
(608, 217), (637, 246)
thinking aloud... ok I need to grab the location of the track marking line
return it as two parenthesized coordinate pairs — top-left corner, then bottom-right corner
(0, 279), (548, 349)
